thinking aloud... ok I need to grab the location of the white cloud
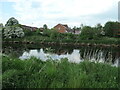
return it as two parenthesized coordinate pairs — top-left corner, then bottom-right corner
(0, 0), (20, 2)
(1, 0), (119, 28)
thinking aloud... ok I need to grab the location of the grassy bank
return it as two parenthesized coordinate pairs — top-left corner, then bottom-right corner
(2, 55), (119, 88)
(3, 35), (120, 45)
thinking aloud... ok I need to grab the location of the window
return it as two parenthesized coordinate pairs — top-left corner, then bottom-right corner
(58, 27), (60, 30)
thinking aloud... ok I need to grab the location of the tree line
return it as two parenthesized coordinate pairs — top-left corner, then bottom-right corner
(1, 17), (120, 40)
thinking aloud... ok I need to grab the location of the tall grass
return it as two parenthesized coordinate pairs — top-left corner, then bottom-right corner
(2, 55), (119, 88)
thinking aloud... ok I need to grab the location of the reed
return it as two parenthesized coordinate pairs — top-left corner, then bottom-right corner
(2, 55), (119, 88)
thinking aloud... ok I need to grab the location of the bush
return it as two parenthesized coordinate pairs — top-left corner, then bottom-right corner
(3, 26), (24, 39)
(80, 26), (100, 40)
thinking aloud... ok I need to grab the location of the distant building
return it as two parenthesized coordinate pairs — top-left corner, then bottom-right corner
(21, 25), (38, 31)
(116, 27), (120, 37)
(39, 27), (44, 32)
(54, 24), (81, 34)
(54, 24), (71, 33)
(74, 30), (81, 34)
(113, 24), (120, 37)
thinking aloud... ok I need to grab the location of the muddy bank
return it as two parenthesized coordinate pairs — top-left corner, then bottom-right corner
(2, 41), (120, 48)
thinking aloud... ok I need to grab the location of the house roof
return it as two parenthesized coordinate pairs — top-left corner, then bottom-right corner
(62, 24), (68, 28)
(54, 24), (68, 28)
(21, 25), (38, 31)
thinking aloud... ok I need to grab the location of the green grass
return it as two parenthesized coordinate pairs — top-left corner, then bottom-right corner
(3, 34), (120, 45)
(2, 55), (119, 88)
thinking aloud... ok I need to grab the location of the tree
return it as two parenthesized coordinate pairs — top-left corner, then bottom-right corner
(80, 24), (84, 29)
(3, 17), (24, 39)
(104, 21), (120, 37)
(49, 29), (59, 39)
(104, 22), (114, 37)
(73, 26), (81, 34)
(73, 26), (77, 33)
(95, 23), (103, 30)
(93, 23), (103, 36)
(35, 29), (41, 35)
(80, 26), (99, 40)
(0, 23), (4, 38)
(0, 23), (3, 29)
(4, 26), (24, 38)
(5, 17), (19, 26)
(43, 24), (48, 30)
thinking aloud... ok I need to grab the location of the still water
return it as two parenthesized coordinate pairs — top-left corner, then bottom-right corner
(3, 43), (120, 66)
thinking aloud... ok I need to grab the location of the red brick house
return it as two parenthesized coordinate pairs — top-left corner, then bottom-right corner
(115, 29), (120, 36)
(114, 24), (120, 37)
(54, 24), (70, 33)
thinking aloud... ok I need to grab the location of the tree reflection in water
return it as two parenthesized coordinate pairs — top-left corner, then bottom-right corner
(3, 43), (120, 66)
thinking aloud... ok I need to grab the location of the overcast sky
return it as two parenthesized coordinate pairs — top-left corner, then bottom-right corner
(0, 0), (119, 28)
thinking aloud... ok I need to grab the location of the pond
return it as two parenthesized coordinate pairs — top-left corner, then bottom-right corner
(2, 43), (120, 67)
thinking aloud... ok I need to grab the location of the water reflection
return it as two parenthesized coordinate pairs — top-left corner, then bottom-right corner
(3, 43), (120, 66)
(19, 49), (81, 63)
(19, 48), (119, 67)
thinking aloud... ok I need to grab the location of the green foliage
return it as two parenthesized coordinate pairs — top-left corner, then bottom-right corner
(104, 21), (120, 37)
(35, 29), (41, 35)
(43, 29), (61, 40)
(2, 17), (24, 39)
(23, 29), (32, 36)
(23, 28), (40, 36)
(43, 24), (48, 30)
(80, 26), (100, 40)
(3, 26), (24, 39)
(95, 23), (103, 30)
(2, 56), (24, 73)
(0, 23), (4, 38)
(73, 26), (81, 31)
(2, 55), (119, 88)
(5, 17), (19, 26)
(2, 18), (120, 44)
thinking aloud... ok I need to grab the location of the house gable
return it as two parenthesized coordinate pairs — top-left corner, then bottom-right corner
(54, 24), (68, 33)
